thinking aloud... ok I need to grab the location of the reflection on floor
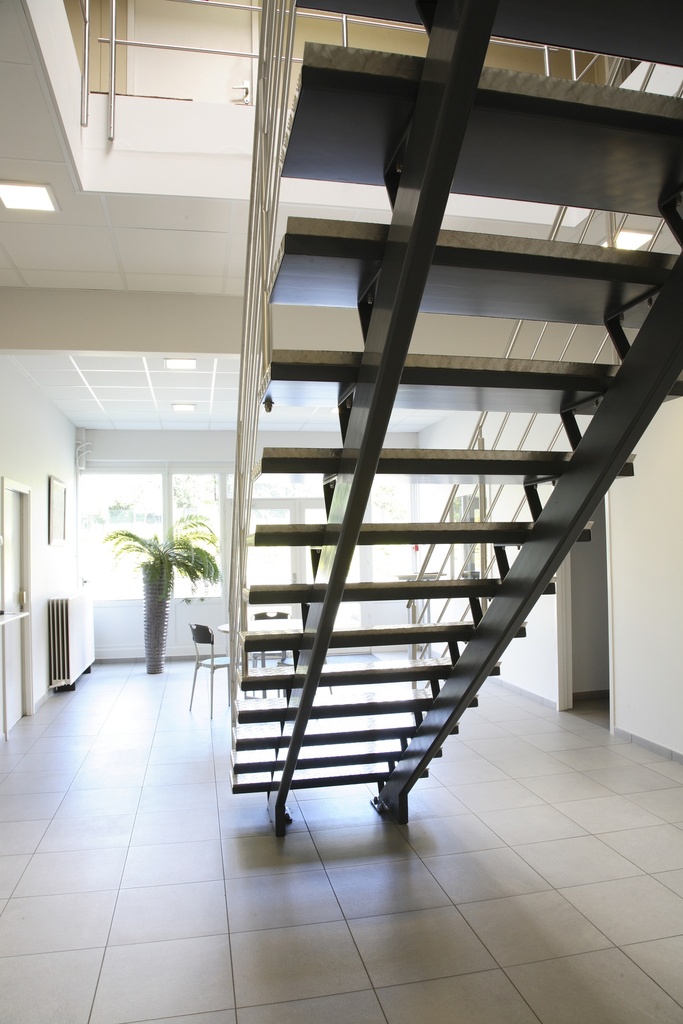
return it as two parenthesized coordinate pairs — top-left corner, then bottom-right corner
(1, 660), (683, 1023)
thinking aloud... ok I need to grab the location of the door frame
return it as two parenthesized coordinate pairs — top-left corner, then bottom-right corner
(1, 478), (33, 735)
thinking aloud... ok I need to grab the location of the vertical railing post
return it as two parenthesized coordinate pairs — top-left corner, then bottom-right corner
(108, 0), (116, 140)
(81, 0), (90, 127)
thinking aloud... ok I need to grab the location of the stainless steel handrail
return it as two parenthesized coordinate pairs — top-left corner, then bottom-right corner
(83, 0), (617, 141)
(227, 0), (297, 711)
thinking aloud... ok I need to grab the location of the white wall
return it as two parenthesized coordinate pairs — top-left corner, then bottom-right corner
(0, 356), (78, 708)
(569, 501), (610, 696)
(607, 398), (683, 756)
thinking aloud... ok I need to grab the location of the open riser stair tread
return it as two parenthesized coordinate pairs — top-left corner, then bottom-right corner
(271, 220), (673, 326)
(262, 349), (683, 415)
(233, 717), (427, 751)
(263, 351), (605, 414)
(283, 46), (683, 217)
(233, 739), (405, 773)
(244, 578), (556, 604)
(249, 521), (592, 547)
(256, 447), (634, 483)
(231, 762), (393, 794)
(235, 685), (435, 724)
(242, 620), (526, 653)
(239, 655), (475, 691)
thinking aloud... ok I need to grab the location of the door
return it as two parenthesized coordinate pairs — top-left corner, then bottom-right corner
(1, 480), (32, 735)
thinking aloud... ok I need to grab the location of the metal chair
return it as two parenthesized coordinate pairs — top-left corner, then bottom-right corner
(189, 623), (230, 719)
(252, 610), (290, 668)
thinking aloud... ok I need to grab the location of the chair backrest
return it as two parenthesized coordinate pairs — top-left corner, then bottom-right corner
(190, 623), (214, 647)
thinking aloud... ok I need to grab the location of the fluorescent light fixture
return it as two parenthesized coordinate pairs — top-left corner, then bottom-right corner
(0, 183), (56, 211)
(603, 229), (654, 251)
(164, 358), (197, 370)
(172, 403), (196, 412)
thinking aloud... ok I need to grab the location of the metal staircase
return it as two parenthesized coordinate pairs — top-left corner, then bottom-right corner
(228, 0), (683, 836)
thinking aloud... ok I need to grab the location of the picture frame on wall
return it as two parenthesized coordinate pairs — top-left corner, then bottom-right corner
(49, 476), (66, 545)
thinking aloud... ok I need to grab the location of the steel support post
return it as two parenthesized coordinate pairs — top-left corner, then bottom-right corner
(376, 251), (683, 824)
(268, 0), (501, 836)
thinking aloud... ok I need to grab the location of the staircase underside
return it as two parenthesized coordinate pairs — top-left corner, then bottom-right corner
(230, 0), (683, 835)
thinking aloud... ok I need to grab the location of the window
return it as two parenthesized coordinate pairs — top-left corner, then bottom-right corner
(79, 473), (163, 599)
(172, 474), (222, 599)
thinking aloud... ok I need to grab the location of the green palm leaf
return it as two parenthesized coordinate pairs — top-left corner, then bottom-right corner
(106, 514), (221, 601)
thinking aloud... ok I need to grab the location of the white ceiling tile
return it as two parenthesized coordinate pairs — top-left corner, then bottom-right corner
(0, 65), (64, 161)
(1, 223), (121, 271)
(125, 274), (224, 294)
(223, 276), (247, 296)
(100, 400), (160, 412)
(216, 357), (240, 371)
(23, 369), (85, 386)
(74, 356), (146, 372)
(149, 370), (216, 387)
(0, 164), (108, 227)
(81, 371), (149, 388)
(58, 403), (110, 417)
(112, 421), (165, 430)
(10, 353), (75, 372)
(18, 269), (126, 289)
(225, 235), (248, 277)
(90, 386), (154, 401)
(115, 228), (229, 276)
(105, 195), (233, 232)
(152, 387), (213, 402)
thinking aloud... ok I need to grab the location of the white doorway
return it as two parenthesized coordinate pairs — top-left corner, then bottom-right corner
(1, 479), (32, 737)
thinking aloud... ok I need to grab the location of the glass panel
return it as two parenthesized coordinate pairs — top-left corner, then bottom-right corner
(172, 474), (222, 599)
(247, 507), (293, 590)
(370, 476), (415, 581)
(80, 474), (163, 599)
(252, 475), (322, 499)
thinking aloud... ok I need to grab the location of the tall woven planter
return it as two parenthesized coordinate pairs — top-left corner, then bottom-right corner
(142, 571), (170, 674)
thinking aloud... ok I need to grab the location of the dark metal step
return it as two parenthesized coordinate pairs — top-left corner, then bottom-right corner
(232, 739), (404, 774)
(250, 520), (592, 547)
(298, 1), (683, 68)
(256, 447), (634, 484)
(231, 762), (392, 794)
(258, 447), (570, 482)
(239, 655), (457, 691)
(244, 577), (556, 604)
(242, 620), (525, 654)
(283, 46), (683, 217)
(271, 220), (673, 327)
(235, 686), (434, 724)
(263, 350), (623, 415)
(233, 716), (422, 751)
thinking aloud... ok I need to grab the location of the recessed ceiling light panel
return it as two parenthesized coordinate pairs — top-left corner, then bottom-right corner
(172, 403), (196, 412)
(164, 358), (197, 370)
(0, 183), (56, 212)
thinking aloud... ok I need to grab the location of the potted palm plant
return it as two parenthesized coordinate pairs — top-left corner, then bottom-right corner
(106, 515), (221, 674)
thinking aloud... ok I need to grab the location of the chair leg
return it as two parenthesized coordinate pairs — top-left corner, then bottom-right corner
(210, 668), (214, 720)
(189, 661), (200, 711)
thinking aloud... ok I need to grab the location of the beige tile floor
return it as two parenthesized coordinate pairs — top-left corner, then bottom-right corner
(1, 661), (683, 1023)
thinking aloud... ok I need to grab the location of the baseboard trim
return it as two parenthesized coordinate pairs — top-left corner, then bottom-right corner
(488, 676), (558, 710)
(613, 727), (683, 762)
